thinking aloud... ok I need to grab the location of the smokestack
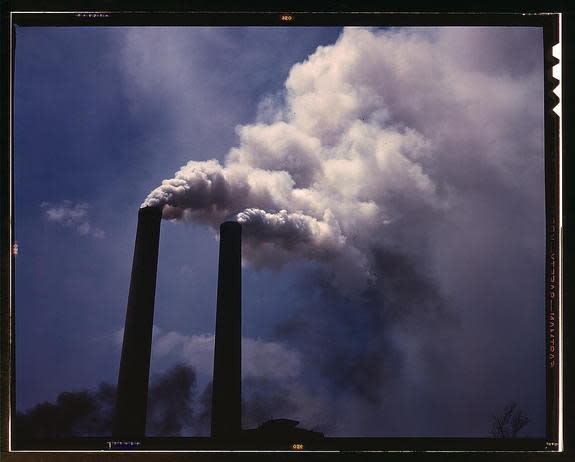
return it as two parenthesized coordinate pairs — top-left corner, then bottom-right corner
(211, 221), (242, 439)
(113, 206), (162, 439)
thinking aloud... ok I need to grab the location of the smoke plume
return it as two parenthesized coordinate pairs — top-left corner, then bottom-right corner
(142, 26), (541, 297)
(139, 26), (543, 435)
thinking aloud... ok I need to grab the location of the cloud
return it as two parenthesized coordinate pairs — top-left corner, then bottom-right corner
(150, 326), (302, 381)
(41, 200), (105, 239)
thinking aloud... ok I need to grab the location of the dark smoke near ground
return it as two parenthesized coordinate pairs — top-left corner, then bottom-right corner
(15, 364), (201, 438)
(14, 362), (305, 438)
(15, 382), (116, 438)
(192, 381), (213, 435)
(146, 363), (196, 435)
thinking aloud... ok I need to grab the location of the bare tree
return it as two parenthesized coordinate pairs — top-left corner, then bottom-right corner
(491, 402), (530, 438)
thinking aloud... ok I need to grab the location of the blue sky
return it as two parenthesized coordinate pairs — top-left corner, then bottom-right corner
(14, 25), (545, 438)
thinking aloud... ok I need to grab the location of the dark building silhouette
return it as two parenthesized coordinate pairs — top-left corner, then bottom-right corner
(113, 206), (162, 439)
(242, 419), (324, 442)
(211, 221), (242, 439)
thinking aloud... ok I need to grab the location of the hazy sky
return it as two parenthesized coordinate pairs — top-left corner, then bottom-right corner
(14, 25), (545, 438)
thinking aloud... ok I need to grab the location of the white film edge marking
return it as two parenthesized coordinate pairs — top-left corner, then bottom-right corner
(552, 43), (561, 118)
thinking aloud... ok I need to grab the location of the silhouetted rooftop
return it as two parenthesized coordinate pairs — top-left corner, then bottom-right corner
(242, 418), (324, 442)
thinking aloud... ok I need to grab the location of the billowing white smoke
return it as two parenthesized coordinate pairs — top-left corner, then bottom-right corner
(134, 26), (543, 435)
(142, 26), (542, 295)
(236, 208), (345, 260)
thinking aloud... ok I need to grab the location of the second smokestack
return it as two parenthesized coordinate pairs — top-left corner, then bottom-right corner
(211, 221), (242, 439)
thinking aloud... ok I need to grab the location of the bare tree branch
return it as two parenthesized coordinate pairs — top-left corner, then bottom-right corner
(490, 402), (530, 438)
